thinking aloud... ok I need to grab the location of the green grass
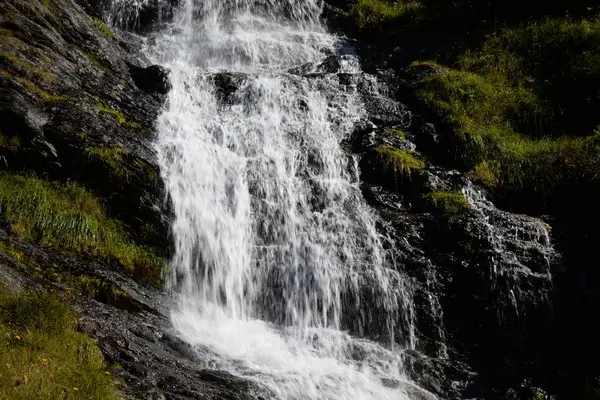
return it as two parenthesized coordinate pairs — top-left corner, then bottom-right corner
(346, 0), (425, 40)
(85, 147), (132, 181)
(424, 191), (470, 214)
(0, 173), (164, 283)
(0, 284), (121, 399)
(92, 18), (115, 39)
(372, 146), (424, 189)
(412, 17), (600, 219)
(96, 102), (141, 129)
(348, 0), (424, 29)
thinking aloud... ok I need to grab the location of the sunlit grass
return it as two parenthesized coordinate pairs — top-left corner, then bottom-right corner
(0, 284), (121, 399)
(0, 173), (164, 283)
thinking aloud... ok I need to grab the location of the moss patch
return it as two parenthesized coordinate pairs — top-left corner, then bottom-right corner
(0, 173), (164, 283)
(92, 18), (115, 39)
(86, 146), (132, 180)
(97, 101), (141, 129)
(424, 191), (470, 214)
(0, 285), (121, 399)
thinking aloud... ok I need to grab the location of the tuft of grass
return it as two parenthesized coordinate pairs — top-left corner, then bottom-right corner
(0, 173), (164, 283)
(424, 191), (470, 214)
(348, 0), (424, 31)
(85, 146), (132, 181)
(96, 101), (141, 129)
(0, 285), (121, 399)
(92, 18), (115, 39)
(372, 145), (425, 189)
(469, 161), (497, 188)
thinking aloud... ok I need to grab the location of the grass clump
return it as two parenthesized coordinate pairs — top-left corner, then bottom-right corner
(92, 18), (115, 39)
(346, 0), (425, 40)
(97, 102), (141, 129)
(0, 284), (121, 399)
(0, 173), (164, 282)
(86, 147), (132, 180)
(373, 145), (424, 187)
(14, 77), (65, 102)
(424, 191), (470, 214)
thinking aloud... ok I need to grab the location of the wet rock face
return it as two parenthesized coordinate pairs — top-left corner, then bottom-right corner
(0, 0), (170, 249)
(0, 231), (273, 400)
(347, 64), (560, 398)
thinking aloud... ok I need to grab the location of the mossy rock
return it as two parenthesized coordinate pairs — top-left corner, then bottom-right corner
(423, 191), (470, 214)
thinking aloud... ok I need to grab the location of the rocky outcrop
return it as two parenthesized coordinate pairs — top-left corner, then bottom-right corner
(1, 0), (170, 250)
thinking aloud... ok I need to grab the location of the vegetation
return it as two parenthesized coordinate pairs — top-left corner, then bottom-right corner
(97, 102), (141, 129)
(347, 0), (425, 38)
(344, 1), (600, 222)
(0, 284), (120, 399)
(424, 191), (470, 214)
(92, 18), (115, 40)
(371, 146), (424, 188)
(0, 173), (164, 283)
(86, 147), (132, 180)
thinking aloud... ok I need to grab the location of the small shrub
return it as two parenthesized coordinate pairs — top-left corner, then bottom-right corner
(0, 285), (121, 399)
(424, 191), (470, 214)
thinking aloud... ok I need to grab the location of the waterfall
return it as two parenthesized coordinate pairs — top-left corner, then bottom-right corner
(147, 1), (429, 398)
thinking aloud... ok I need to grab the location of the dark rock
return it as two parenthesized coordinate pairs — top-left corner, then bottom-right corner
(0, 0), (171, 250)
(211, 72), (247, 105)
(129, 64), (171, 94)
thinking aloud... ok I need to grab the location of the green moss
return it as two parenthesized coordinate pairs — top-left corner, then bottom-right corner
(96, 101), (141, 129)
(373, 145), (425, 187)
(83, 52), (111, 74)
(92, 18), (115, 39)
(86, 146), (132, 180)
(0, 285), (121, 399)
(381, 127), (406, 139)
(0, 240), (26, 262)
(77, 276), (130, 303)
(424, 191), (470, 214)
(0, 49), (54, 82)
(14, 77), (66, 102)
(0, 173), (164, 283)
(137, 159), (158, 181)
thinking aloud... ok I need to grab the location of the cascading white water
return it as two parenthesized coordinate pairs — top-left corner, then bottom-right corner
(147, 1), (429, 398)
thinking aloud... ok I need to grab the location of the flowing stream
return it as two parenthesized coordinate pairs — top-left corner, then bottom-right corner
(146, 0), (429, 398)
